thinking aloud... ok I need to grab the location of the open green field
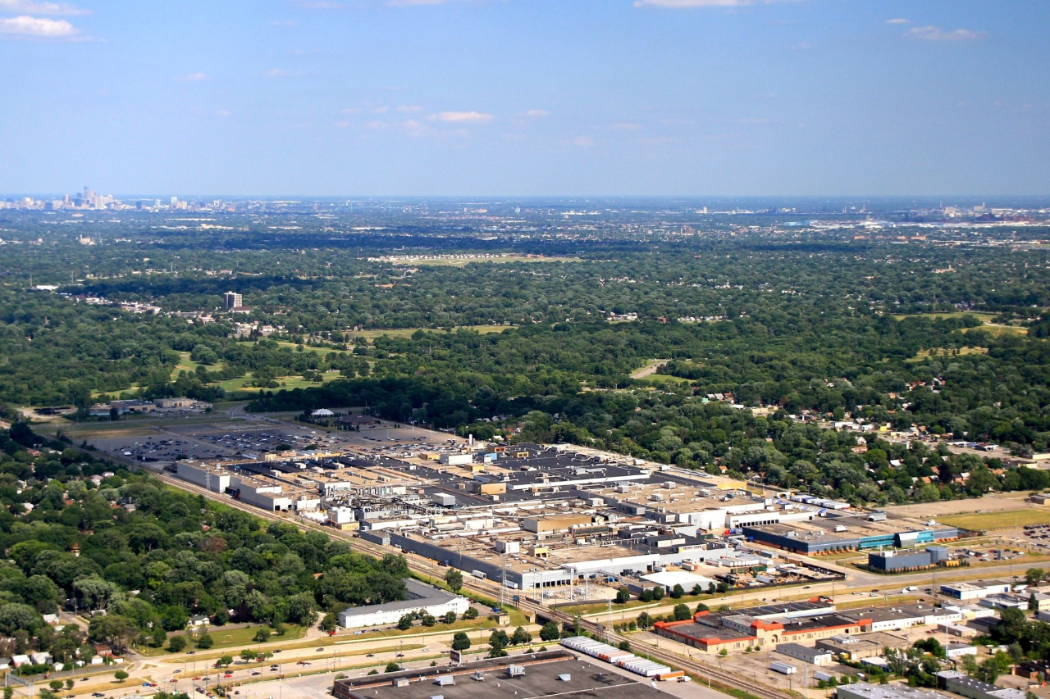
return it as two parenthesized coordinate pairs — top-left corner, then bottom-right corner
(640, 373), (692, 385)
(965, 324), (1028, 336)
(346, 325), (516, 341)
(215, 370), (343, 397)
(890, 312), (1027, 336)
(891, 312), (997, 322)
(141, 624), (306, 657)
(172, 351), (227, 379)
(402, 255), (582, 267)
(940, 509), (1050, 531)
(272, 341), (346, 355)
(907, 346), (989, 363)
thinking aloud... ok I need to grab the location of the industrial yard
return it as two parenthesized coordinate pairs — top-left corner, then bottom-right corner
(72, 407), (969, 625)
(53, 406), (1050, 699)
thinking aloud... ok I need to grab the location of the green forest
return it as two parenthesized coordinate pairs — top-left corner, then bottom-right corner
(2, 211), (1050, 507)
(0, 424), (410, 666)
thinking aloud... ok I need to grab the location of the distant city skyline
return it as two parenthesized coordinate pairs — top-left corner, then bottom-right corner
(1, 1), (1048, 196)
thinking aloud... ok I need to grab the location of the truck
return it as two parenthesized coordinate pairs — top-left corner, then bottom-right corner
(770, 662), (797, 676)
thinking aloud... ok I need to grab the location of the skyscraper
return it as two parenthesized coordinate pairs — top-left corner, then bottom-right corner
(223, 291), (242, 309)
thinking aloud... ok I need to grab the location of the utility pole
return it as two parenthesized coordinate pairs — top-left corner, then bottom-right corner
(500, 555), (506, 609)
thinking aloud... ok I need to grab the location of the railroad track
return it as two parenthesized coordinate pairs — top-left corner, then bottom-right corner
(100, 457), (791, 699)
(512, 597), (791, 699)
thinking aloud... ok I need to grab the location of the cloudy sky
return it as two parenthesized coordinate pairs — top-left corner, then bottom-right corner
(0, 0), (1047, 197)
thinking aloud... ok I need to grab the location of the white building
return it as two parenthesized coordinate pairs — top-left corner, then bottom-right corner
(940, 581), (1012, 601)
(176, 461), (232, 493)
(338, 580), (469, 629)
(235, 478), (292, 511)
(640, 571), (718, 594)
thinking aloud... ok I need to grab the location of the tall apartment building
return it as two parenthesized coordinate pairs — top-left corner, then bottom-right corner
(223, 291), (242, 309)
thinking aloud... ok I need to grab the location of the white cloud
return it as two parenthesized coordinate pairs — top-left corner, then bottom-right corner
(340, 107), (362, 115)
(402, 119), (428, 137)
(572, 135), (595, 147)
(176, 72), (209, 82)
(265, 68), (304, 77)
(0, 0), (89, 15)
(216, 109), (231, 117)
(524, 109), (549, 117)
(633, 0), (773, 7)
(789, 41), (812, 50)
(270, 19), (297, 27)
(906, 25), (984, 41)
(372, 106), (389, 114)
(609, 122), (643, 131)
(638, 136), (680, 146)
(387, 0), (451, 5)
(430, 111), (494, 123)
(297, 1), (343, 8)
(0, 15), (80, 38)
(335, 120), (352, 128)
(396, 105), (423, 113)
(361, 119), (432, 137)
(885, 18), (910, 25)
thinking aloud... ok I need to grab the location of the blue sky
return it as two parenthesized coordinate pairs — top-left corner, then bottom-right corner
(0, 0), (1047, 197)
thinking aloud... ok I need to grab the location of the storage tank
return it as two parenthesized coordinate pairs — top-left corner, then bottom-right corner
(926, 546), (950, 564)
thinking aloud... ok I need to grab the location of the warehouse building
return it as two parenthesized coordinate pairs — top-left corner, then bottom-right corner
(653, 608), (870, 654)
(775, 642), (834, 666)
(176, 460), (233, 492)
(331, 650), (670, 699)
(836, 682), (955, 699)
(867, 546), (951, 572)
(742, 519), (960, 555)
(838, 605), (962, 632)
(935, 671), (1026, 699)
(940, 581), (1012, 601)
(337, 579), (469, 629)
(817, 633), (910, 660)
(235, 478), (293, 511)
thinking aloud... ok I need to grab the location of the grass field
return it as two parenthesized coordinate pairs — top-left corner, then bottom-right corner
(891, 312), (998, 322)
(141, 624), (306, 657)
(640, 373), (692, 385)
(215, 370), (343, 397)
(272, 341), (346, 355)
(964, 324), (1028, 336)
(404, 255), (582, 267)
(172, 351), (227, 379)
(345, 325), (516, 342)
(940, 509), (1050, 531)
(891, 312), (1027, 336)
(907, 346), (989, 362)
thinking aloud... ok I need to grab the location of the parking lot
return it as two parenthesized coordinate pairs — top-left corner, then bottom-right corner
(82, 412), (470, 468)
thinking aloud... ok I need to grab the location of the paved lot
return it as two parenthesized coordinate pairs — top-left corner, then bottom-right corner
(82, 412), (469, 468)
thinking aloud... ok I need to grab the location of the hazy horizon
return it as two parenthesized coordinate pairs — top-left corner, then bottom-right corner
(2, 1), (1048, 197)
